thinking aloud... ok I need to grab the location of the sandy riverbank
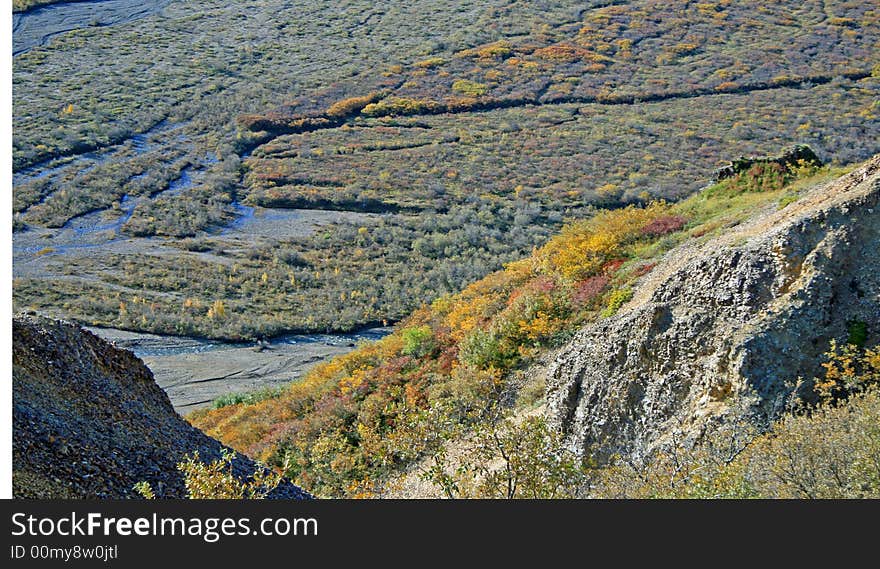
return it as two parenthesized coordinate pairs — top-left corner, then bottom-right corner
(89, 326), (390, 413)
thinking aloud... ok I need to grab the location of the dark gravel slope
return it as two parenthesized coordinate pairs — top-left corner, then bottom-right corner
(12, 314), (311, 499)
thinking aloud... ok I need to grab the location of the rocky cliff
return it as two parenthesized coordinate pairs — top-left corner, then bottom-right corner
(546, 156), (880, 459)
(13, 314), (311, 499)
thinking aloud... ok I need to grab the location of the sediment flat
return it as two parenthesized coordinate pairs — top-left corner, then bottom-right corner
(90, 326), (389, 413)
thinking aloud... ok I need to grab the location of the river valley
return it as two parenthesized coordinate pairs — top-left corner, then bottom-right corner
(13, 1), (391, 414)
(13, 0), (173, 55)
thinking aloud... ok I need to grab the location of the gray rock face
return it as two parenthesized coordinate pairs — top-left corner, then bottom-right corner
(546, 156), (880, 459)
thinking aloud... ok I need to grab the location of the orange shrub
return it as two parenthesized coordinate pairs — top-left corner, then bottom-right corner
(533, 44), (609, 63)
(325, 92), (384, 118)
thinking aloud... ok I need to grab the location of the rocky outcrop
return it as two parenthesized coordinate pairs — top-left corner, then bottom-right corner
(712, 144), (822, 182)
(13, 314), (311, 499)
(546, 156), (880, 459)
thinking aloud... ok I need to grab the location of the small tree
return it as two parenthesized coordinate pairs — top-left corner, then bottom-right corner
(134, 449), (281, 499)
(424, 415), (593, 499)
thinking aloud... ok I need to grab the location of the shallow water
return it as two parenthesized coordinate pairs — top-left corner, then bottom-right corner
(13, 119), (181, 186)
(13, 0), (173, 56)
(218, 202), (256, 233)
(13, 124), (200, 263)
(94, 326), (393, 359)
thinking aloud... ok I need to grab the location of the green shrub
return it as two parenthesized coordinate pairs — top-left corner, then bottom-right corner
(451, 79), (489, 97)
(848, 320), (868, 347)
(212, 387), (282, 410)
(424, 416), (593, 498)
(459, 328), (517, 370)
(601, 287), (633, 317)
(401, 325), (435, 357)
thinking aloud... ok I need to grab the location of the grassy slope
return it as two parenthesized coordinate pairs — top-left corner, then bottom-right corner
(190, 158), (848, 496)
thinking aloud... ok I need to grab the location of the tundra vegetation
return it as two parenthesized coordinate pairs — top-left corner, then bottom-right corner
(12, 0), (880, 340)
(12, 1), (880, 498)
(192, 163), (878, 498)
(134, 449), (282, 499)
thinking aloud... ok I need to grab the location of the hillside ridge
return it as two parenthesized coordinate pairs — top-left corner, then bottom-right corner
(12, 314), (311, 499)
(546, 155), (880, 459)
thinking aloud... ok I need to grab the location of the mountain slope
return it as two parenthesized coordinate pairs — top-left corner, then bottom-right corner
(190, 148), (874, 497)
(13, 314), (311, 499)
(546, 155), (879, 458)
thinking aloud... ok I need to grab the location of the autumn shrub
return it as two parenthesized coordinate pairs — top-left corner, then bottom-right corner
(572, 275), (610, 307)
(178, 450), (282, 499)
(736, 386), (880, 498)
(424, 415), (593, 498)
(538, 202), (676, 281)
(362, 97), (439, 117)
(812, 339), (880, 404)
(533, 44), (607, 63)
(641, 215), (687, 237)
(134, 449), (281, 499)
(325, 92), (385, 118)
(426, 365), (504, 424)
(631, 262), (656, 277)
(600, 287), (633, 317)
(415, 57), (445, 68)
(401, 325), (436, 357)
(459, 40), (512, 60)
(603, 258), (627, 276)
(533, 44), (586, 62)
(451, 79), (489, 97)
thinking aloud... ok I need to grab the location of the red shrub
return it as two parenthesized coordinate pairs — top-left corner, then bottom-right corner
(572, 275), (610, 306)
(436, 344), (459, 374)
(529, 276), (557, 293)
(641, 215), (687, 237)
(602, 258), (626, 275)
(377, 356), (414, 377)
(632, 262), (656, 277)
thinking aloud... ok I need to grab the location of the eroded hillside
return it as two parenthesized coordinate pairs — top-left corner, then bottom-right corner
(546, 155), (880, 459)
(12, 314), (311, 499)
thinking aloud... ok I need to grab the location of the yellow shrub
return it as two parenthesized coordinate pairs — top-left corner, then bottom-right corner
(415, 57), (445, 68)
(538, 203), (672, 281)
(325, 92), (383, 118)
(459, 40), (512, 60)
